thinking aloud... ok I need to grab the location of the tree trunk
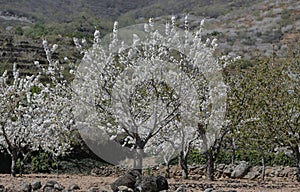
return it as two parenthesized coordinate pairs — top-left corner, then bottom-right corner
(206, 149), (214, 181)
(295, 147), (300, 182)
(178, 151), (188, 179)
(19, 152), (31, 177)
(10, 154), (17, 177)
(134, 147), (143, 173)
(19, 160), (24, 177)
(297, 160), (300, 182)
(261, 156), (266, 181)
(165, 162), (170, 178)
(56, 160), (59, 178)
(231, 138), (236, 164)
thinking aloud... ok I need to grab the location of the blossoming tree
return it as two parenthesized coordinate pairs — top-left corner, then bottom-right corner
(73, 16), (227, 172)
(0, 42), (74, 176)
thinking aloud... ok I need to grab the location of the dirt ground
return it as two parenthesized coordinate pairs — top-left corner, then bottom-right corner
(0, 174), (300, 192)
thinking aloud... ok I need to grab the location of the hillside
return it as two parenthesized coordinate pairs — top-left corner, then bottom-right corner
(0, 0), (299, 75)
(121, 0), (262, 20)
(0, 0), (262, 23)
(0, 0), (153, 22)
(0, 0), (264, 36)
(202, 0), (300, 58)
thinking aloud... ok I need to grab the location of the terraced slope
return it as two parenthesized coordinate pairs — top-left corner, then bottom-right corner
(0, 0), (299, 76)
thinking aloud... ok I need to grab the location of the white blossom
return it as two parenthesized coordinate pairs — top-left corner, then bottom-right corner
(0, 50), (75, 175)
(72, 17), (228, 170)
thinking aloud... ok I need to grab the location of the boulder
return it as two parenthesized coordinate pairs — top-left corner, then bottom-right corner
(203, 188), (213, 192)
(43, 180), (64, 192)
(54, 183), (65, 191)
(117, 186), (134, 192)
(175, 186), (186, 192)
(0, 185), (5, 192)
(135, 175), (168, 192)
(88, 186), (112, 192)
(135, 176), (158, 192)
(243, 168), (260, 180)
(111, 169), (168, 192)
(20, 182), (31, 192)
(231, 161), (251, 178)
(43, 186), (55, 192)
(156, 176), (168, 191)
(68, 184), (80, 191)
(111, 170), (141, 192)
(87, 187), (99, 192)
(62, 189), (72, 192)
(223, 164), (235, 175)
(44, 181), (59, 188)
(31, 181), (42, 191)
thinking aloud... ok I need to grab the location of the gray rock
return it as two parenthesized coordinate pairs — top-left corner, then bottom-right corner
(231, 161), (251, 178)
(216, 164), (226, 171)
(88, 186), (112, 192)
(44, 180), (59, 188)
(21, 182), (31, 192)
(175, 186), (186, 192)
(281, 25), (293, 33)
(0, 185), (6, 192)
(68, 184), (80, 190)
(243, 169), (260, 180)
(134, 175), (168, 192)
(135, 176), (157, 192)
(43, 181), (61, 192)
(43, 186), (55, 192)
(155, 176), (168, 191)
(62, 190), (72, 192)
(88, 187), (99, 192)
(111, 170), (141, 192)
(54, 183), (65, 191)
(272, 8), (283, 14)
(31, 181), (42, 191)
(117, 186), (134, 192)
(223, 164), (235, 175)
(203, 188), (213, 192)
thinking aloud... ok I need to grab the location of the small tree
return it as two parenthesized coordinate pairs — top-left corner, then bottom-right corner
(0, 41), (74, 176)
(226, 59), (276, 180)
(273, 48), (300, 181)
(226, 52), (300, 181)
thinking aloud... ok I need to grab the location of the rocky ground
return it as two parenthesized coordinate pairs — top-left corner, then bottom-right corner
(0, 173), (300, 192)
(1, 162), (300, 191)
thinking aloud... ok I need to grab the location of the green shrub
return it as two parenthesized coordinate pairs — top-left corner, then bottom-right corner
(24, 23), (52, 38)
(31, 152), (53, 173)
(15, 26), (24, 35)
(187, 148), (295, 166)
(268, 152), (295, 166)
(215, 150), (232, 164)
(188, 149), (206, 165)
(57, 158), (107, 174)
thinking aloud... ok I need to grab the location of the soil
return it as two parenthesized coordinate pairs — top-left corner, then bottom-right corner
(0, 174), (300, 192)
